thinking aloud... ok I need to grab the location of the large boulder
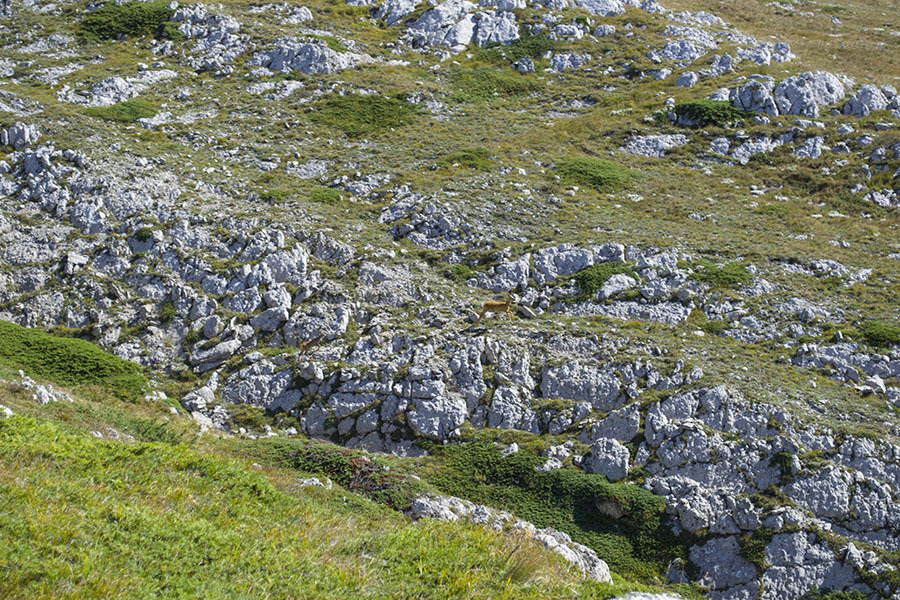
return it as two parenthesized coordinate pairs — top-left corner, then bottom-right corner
(843, 84), (889, 118)
(773, 71), (845, 117)
(587, 438), (630, 482)
(541, 362), (621, 411)
(731, 79), (778, 116)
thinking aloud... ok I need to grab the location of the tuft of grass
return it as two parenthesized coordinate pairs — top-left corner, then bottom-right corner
(447, 263), (477, 283)
(572, 262), (634, 299)
(674, 100), (746, 128)
(77, 1), (176, 42)
(739, 527), (774, 572)
(448, 68), (541, 103)
(134, 226), (154, 242)
(438, 148), (492, 171)
(858, 321), (900, 349)
(689, 260), (753, 290)
(306, 34), (348, 53)
(85, 99), (157, 123)
(555, 157), (638, 193)
(0, 320), (148, 401)
(308, 94), (420, 138)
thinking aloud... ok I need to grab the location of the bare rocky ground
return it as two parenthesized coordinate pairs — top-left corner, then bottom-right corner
(1, 0), (900, 597)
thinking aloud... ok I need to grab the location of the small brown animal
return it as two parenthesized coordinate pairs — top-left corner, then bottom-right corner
(298, 333), (324, 354)
(477, 292), (514, 323)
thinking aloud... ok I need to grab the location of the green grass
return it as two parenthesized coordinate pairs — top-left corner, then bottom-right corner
(572, 262), (635, 299)
(77, 1), (176, 42)
(85, 99), (157, 123)
(555, 158), (638, 193)
(309, 187), (343, 205)
(308, 93), (420, 138)
(438, 148), (492, 171)
(449, 68), (542, 103)
(0, 320), (147, 401)
(689, 260), (753, 290)
(738, 527), (775, 572)
(858, 320), (900, 349)
(0, 415), (629, 600)
(447, 263), (477, 283)
(674, 100), (747, 128)
(423, 442), (693, 584)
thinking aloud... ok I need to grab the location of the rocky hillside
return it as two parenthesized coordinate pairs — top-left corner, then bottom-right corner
(1, 0), (899, 597)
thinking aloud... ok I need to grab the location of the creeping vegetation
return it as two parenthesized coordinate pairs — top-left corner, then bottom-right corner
(77, 1), (176, 42)
(555, 157), (638, 193)
(308, 94), (420, 138)
(689, 260), (753, 290)
(85, 99), (158, 123)
(858, 320), (900, 349)
(674, 100), (747, 128)
(438, 148), (492, 171)
(0, 320), (147, 401)
(449, 68), (542, 103)
(573, 262), (635, 299)
(425, 442), (690, 582)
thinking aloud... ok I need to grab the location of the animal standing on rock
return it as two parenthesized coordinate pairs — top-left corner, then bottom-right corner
(298, 333), (324, 354)
(477, 292), (515, 323)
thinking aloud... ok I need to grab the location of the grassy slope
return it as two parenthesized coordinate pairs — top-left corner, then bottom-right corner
(0, 325), (691, 598)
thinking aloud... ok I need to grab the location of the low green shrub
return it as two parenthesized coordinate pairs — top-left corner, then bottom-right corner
(309, 94), (420, 138)
(449, 68), (541, 103)
(858, 320), (900, 349)
(134, 226), (154, 242)
(674, 100), (746, 128)
(555, 157), (638, 193)
(447, 263), (477, 283)
(309, 187), (343, 205)
(689, 259), (753, 289)
(85, 99), (157, 123)
(799, 589), (865, 600)
(0, 320), (147, 401)
(739, 527), (774, 571)
(572, 262), (634, 299)
(701, 319), (729, 335)
(427, 442), (687, 582)
(481, 32), (561, 63)
(438, 148), (492, 171)
(77, 1), (176, 42)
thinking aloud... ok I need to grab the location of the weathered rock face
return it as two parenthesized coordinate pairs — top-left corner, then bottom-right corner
(731, 78), (778, 116)
(249, 38), (373, 74)
(622, 134), (689, 158)
(587, 437), (630, 481)
(773, 71), (846, 117)
(843, 84), (889, 118)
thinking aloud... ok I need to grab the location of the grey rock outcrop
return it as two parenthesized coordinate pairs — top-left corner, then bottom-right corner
(588, 437), (630, 482)
(773, 71), (846, 117)
(249, 38), (373, 74)
(843, 84), (889, 118)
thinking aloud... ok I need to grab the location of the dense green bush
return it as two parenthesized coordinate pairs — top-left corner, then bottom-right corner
(0, 320), (147, 401)
(309, 94), (420, 138)
(77, 1), (176, 42)
(689, 259), (753, 289)
(555, 157), (638, 193)
(427, 442), (687, 581)
(674, 100), (746, 128)
(449, 68), (541, 103)
(573, 262), (634, 299)
(85, 99), (157, 123)
(481, 32), (561, 63)
(858, 320), (900, 349)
